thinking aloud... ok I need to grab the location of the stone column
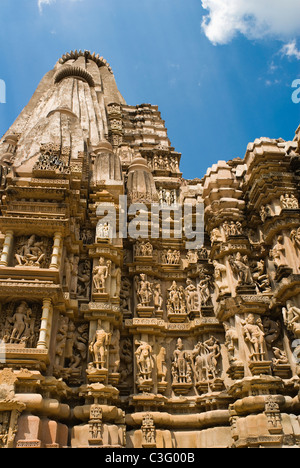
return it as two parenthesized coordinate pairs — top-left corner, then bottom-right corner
(37, 298), (53, 349)
(0, 230), (14, 267)
(50, 232), (63, 270)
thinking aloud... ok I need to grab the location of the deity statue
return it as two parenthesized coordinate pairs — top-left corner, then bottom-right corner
(167, 281), (186, 315)
(93, 257), (111, 293)
(213, 260), (229, 295)
(153, 283), (163, 311)
(136, 274), (153, 307)
(172, 338), (192, 384)
(89, 322), (111, 370)
(185, 278), (199, 313)
(9, 301), (32, 345)
(135, 340), (154, 382)
(242, 314), (266, 361)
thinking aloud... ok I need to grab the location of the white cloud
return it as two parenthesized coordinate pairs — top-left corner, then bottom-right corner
(38, 0), (82, 12)
(281, 40), (300, 60)
(38, 0), (54, 11)
(201, 0), (300, 45)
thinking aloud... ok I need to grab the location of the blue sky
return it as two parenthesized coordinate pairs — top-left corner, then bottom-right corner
(0, 0), (299, 179)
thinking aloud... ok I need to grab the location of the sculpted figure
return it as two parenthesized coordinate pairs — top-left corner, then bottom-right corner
(290, 227), (300, 251)
(185, 278), (199, 312)
(9, 301), (32, 344)
(242, 314), (265, 361)
(213, 260), (229, 294)
(120, 277), (132, 315)
(93, 257), (111, 293)
(69, 323), (89, 370)
(167, 281), (185, 314)
(252, 260), (271, 293)
(224, 322), (239, 363)
(197, 276), (211, 306)
(153, 283), (163, 311)
(280, 193), (299, 210)
(157, 346), (167, 383)
(262, 316), (281, 348)
(282, 300), (300, 337)
(135, 340), (154, 381)
(15, 235), (45, 267)
(272, 347), (289, 366)
(137, 274), (153, 307)
(271, 235), (287, 268)
(192, 336), (221, 382)
(89, 322), (111, 370)
(230, 252), (253, 285)
(172, 338), (192, 384)
(77, 260), (91, 297)
(109, 329), (120, 373)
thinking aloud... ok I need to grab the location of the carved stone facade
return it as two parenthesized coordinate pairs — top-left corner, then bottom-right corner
(0, 50), (299, 448)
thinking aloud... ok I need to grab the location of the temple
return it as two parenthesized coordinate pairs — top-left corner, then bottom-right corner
(0, 50), (300, 448)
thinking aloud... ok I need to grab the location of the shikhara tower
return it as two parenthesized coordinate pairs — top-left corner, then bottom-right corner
(0, 50), (300, 448)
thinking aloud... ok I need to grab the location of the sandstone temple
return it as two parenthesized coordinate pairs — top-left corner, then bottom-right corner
(0, 50), (300, 449)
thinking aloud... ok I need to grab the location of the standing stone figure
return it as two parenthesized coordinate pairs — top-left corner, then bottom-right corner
(242, 314), (266, 361)
(89, 322), (111, 370)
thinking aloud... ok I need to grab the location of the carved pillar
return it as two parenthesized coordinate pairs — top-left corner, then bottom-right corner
(0, 230), (14, 267)
(37, 298), (53, 349)
(50, 232), (63, 270)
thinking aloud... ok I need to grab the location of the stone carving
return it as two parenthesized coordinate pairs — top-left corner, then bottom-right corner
(224, 322), (239, 364)
(192, 336), (222, 385)
(54, 317), (88, 382)
(156, 346), (168, 391)
(142, 413), (156, 448)
(213, 260), (229, 295)
(136, 274), (153, 307)
(229, 253), (254, 285)
(282, 300), (300, 338)
(96, 222), (112, 239)
(167, 281), (187, 320)
(135, 340), (154, 390)
(120, 277), (132, 317)
(185, 278), (199, 313)
(270, 235), (287, 268)
(223, 221), (243, 238)
(93, 258), (111, 294)
(77, 260), (91, 298)
(252, 260), (272, 293)
(280, 193), (299, 210)
(88, 404), (103, 445)
(134, 240), (153, 257)
(161, 249), (181, 265)
(171, 338), (192, 389)
(89, 322), (111, 371)
(260, 204), (272, 222)
(0, 302), (41, 348)
(119, 338), (133, 388)
(153, 283), (163, 314)
(158, 188), (177, 206)
(290, 227), (300, 252)
(242, 314), (266, 362)
(14, 235), (51, 268)
(33, 151), (71, 175)
(2, 49), (300, 449)
(109, 329), (120, 374)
